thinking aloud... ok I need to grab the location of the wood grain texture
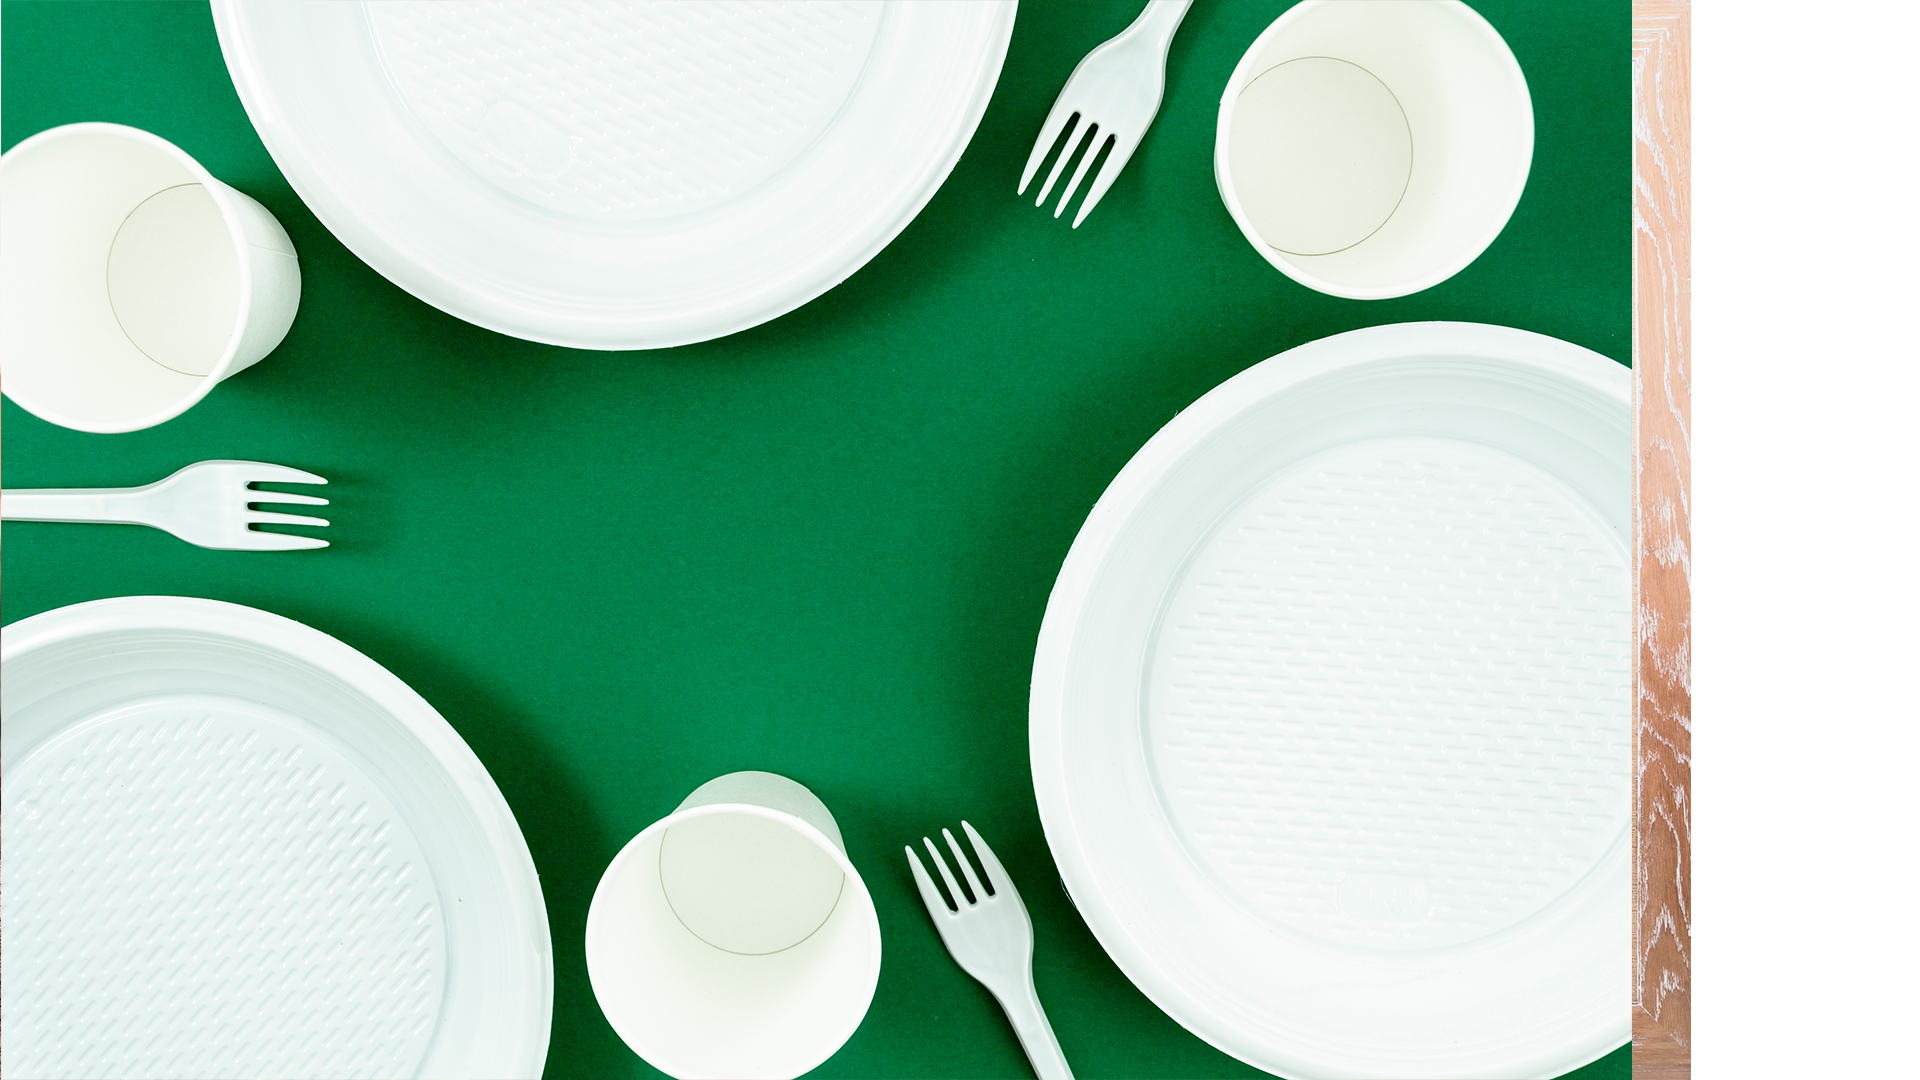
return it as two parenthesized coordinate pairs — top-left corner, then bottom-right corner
(1631, 2), (1691, 1076)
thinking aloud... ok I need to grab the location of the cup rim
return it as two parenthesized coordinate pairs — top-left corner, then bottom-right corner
(1213, 0), (1534, 300)
(0, 121), (264, 433)
(584, 800), (883, 1077)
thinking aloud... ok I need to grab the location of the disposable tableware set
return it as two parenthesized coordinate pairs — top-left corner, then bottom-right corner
(1, 3), (1629, 1078)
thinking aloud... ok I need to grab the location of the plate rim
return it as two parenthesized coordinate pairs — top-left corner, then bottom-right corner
(210, 0), (1018, 350)
(1029, 322), (1630, 1079)
(1, 594), (554, 1079)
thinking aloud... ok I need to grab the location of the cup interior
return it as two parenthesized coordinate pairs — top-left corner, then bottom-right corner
(1216, 0), (1533, 299)
(586, 803), (881, 1079)
(0, 127), (247, 430)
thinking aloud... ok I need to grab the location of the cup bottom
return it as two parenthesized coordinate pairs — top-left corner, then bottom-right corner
(1229, 56), (1413, 257)
(107, 183), (243, 378)
(660, 811), (846, 956)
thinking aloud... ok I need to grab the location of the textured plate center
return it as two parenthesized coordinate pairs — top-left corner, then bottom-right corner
(1, 694), (446, 1080)
(369, 0), (883, 223)
(1146, 437), (1630, 951)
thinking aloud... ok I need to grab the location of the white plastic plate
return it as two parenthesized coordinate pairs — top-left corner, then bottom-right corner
(211, 0), (1016, 350)
(1030, 324), (1630, 1079)
(1, 597), (551, 1079)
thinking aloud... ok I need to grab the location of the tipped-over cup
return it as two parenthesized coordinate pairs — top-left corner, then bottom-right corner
(585, 771), (882, 1080)
(1, 122), (301, 432)
(1215, 0), (1533, 299)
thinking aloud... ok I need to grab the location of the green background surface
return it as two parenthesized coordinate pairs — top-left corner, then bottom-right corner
(1, 2), (1631, 1077)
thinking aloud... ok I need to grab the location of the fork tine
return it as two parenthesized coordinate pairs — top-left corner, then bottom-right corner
(907, 846), (955, 915)
(248, 511), (330, 529)
(923, 836), (969, 908)
(1071, 130), (1141, 228)
(1018, 103), (1080, 196)
(235, 463), (328, 486)
(943, 828), (988, 902)
(247, 491), (329, 508)
(230, 531), (330, 552)
(1054, 130), (1113, 220)
(1035, 120), (1093, 208)
(960, 822), (1014, 900)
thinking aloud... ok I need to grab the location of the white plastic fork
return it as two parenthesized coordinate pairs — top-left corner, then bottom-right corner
(908, 822), (1072, 1080)
(1018, 0), (1193, 228)
(1, 460), (329, 551)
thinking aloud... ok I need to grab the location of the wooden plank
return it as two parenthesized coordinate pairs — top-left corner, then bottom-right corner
(1631, 2), (1691, 1076)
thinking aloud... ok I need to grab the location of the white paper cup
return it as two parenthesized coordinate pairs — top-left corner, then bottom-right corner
(585, 772), (882, 1080)
(1, 122), (300, 432)
(1215, 0), (1533, 299)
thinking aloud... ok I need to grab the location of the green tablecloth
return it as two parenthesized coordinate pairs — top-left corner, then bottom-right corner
(1, 2), (1631, 1076)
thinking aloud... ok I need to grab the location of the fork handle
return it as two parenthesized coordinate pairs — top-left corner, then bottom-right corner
(1, 487), (159, 526)
(998, 976), (1074, 1080)
(1126, 0), (1193, 51)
